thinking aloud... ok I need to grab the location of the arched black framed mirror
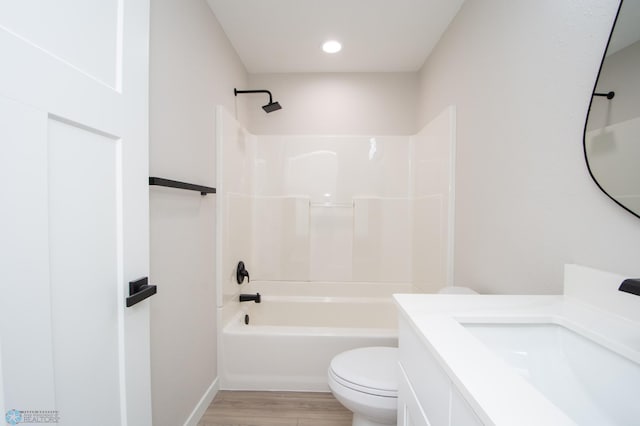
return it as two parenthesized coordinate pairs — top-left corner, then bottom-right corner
(584, 0), (640, 219)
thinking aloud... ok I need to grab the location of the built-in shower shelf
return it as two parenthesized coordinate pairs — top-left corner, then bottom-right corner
(149, 177), (216, 195)
(309, 202), (354, 208)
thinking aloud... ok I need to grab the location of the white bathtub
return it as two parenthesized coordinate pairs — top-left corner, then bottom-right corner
(219, 281), (408, 391)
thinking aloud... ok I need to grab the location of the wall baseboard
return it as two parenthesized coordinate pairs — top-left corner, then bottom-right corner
(183, 376), (219, 426)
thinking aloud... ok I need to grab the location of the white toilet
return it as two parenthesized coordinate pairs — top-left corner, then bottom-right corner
(328, 346), (398, 426)
(328, 287), (478, 426)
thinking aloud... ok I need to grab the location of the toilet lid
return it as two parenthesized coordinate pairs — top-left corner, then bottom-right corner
(329, 347), (398, 397)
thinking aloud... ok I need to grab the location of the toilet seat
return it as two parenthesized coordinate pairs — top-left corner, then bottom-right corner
(329, 368), (397, 398)
(329, 347), (397, 398)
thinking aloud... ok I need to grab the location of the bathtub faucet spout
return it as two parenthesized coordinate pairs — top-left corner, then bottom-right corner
(239, 293), (261, 303)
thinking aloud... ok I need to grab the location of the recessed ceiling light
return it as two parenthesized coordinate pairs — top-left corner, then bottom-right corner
(322, 40), (342, 54)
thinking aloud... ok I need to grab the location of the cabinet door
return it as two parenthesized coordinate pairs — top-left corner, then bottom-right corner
(398, 364), (431, 426)
(399, 317), (452, 425)
(451, 388), (484, 426)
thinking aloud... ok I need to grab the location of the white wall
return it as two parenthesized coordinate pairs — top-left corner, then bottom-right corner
(148, 1), (248, 425)
(243, 72), (419, 135)
(417, 0), (640, 294)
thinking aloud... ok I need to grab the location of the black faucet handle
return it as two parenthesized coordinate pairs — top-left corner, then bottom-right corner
(236, 261), (250, 284)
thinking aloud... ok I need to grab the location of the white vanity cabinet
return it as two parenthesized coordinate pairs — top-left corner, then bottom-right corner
(395, 266), (640, 426)
(397, 315), (483, 426)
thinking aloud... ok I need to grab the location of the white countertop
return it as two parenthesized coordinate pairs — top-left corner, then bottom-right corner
(394, 280), (640, 426)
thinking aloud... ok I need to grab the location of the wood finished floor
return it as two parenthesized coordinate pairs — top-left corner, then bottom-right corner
(197, 391), (353, 426)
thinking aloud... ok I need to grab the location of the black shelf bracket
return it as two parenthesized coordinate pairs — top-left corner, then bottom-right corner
(149, 177), (216, 196)
(126, 277), (157, 307)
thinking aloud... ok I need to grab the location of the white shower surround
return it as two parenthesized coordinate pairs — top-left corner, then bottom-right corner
(216, 106), (456, 301)
(252, 133), (413, 283)
(215, 105), (456, 391)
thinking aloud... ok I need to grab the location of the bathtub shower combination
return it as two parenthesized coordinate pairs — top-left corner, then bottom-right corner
(215, 105), (456, 391)
(221, 281), (405, 390)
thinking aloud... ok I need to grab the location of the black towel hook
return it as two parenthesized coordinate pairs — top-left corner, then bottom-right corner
(593, 91), (615, 100)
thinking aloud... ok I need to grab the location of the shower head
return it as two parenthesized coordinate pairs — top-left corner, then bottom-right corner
(262, 101), (282, 113)
(234, 88), (283, 113)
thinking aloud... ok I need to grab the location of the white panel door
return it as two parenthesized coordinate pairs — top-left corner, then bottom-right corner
(0, 1), (151, 425)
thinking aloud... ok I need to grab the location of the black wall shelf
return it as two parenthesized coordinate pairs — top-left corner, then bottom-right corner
(149, 177), (216, 195)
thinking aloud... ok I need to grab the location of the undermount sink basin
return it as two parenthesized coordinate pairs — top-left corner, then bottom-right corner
(464, 323), (640, 426)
